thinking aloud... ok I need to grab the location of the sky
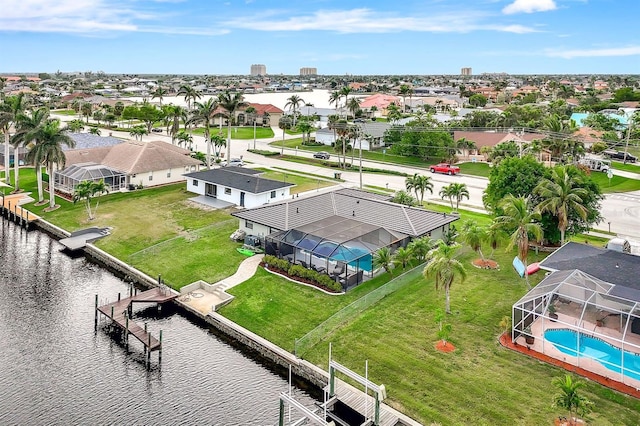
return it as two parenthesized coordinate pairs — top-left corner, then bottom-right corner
(0, 0), (639, 75)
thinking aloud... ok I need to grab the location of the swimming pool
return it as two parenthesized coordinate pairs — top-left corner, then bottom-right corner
(544, 329), (640, 382)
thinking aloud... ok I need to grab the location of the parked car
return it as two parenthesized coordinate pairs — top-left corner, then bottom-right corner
(151, 128), (163, 133)
(429, 163), (461, 175)
(222, 158), (244, 167)
(313, 151), (330, 160)
(603, 150), (637, 163)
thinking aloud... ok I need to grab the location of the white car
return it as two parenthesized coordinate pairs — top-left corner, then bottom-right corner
(222, 158), (244, 167)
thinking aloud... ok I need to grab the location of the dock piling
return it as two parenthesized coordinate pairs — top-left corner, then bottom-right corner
(125, 314), (129, 348)
(94, 294), (98, 332)
(158, 330), (163, 363)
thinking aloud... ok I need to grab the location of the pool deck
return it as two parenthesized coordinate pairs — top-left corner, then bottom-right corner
(503, 311), (640, 398)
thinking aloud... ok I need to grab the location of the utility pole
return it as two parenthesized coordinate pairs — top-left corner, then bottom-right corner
(623, 112), (635, 164)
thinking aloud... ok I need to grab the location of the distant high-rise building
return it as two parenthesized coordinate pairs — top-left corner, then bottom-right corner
(250, 64), (266, 76)
(300, 67), (318, 76)
(461, 67), (472, 76)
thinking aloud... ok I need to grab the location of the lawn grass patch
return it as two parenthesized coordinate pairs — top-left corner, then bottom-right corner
(589, 172), (640, 193)
(252, 169), (336, 194)
(458, 161), (491, 177)
(51, 109), (78, 116)
(191, 126), (274, 139)
(611, 161), (640, 174)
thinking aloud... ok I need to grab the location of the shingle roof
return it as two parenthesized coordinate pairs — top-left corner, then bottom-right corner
(185, 168), (294, 194)
(64, 140), (200, 174)
(66, 133), (124, 151)
(539, 242), (640, 297)
(232, 188), (458, 237)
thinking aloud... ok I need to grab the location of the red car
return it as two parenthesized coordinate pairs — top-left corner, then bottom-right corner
(429, 163), (460, 175)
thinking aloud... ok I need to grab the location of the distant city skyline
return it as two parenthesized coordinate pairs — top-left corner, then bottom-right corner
(1, 0), (639, 75)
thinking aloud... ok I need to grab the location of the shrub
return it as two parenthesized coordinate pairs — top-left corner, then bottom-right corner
(247, 149), (280, 157)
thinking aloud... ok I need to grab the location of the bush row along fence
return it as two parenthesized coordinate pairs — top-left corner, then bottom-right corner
(294, 262), (425, 357)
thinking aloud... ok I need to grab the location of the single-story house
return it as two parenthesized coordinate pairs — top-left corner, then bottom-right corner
(232, 188), (459, 288)
(57, 140), (201, 193)
(184, 167), (295, 209)
(315, 122), (390, 151)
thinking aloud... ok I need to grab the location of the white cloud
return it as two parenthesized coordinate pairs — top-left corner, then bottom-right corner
(0, 0), (223, 36)
(226, 8), (538, 34)
(503, 0), (557, 14)
(546, 46), (640, 58)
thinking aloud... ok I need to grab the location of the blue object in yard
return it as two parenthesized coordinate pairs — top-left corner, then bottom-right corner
(512, 256), (525, 277)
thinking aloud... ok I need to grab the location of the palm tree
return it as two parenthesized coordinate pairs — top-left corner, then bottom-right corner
(89, 127), (101, 135)
(11, 107), (50, 193)
(278, 116), (293, 155)
(373, 247), (394, 277)
(189, 98), (218, 168)
(151, 86), (167, 106)
(0, 93), (27, 185)
(177, 84), (201, 110)
(217, 91), (248, 162)
(329, 90), (341, 113)
(339, 86), (352, 118)
(392, 246), (412, 271)
(67, 119), (84, 133)
(407, 236), (435, 263)
(165, 105), (187, 144)
(493, 195), (543, 287)
(386, 103), (403, 124)
(346, 97), (361, 120)
(37, 120), (75, 210)
(534, 165), (588, 245)
(460, 220), (487, 262)
(129, 125), (148, 141)
(73, 179), (109, 220)
(176, 130), (193, 150)
(405, 173), (433, 206)
(456, 137), (477, 160)
(211, 133), (226, 157)
(423, 241), (466, 314)
(398, 84), (413, 112)
(284, 95), (304, 127)
(439, 183), (469, 211)
(552, 375), (593, 426)
(81, 102), (92, 123)
(485, 225), (506, 260)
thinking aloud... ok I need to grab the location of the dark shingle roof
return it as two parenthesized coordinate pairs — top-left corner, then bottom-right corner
(539, 242), (640, 295)
(185, 168), (294, 194)
(232, 188), (458, 237)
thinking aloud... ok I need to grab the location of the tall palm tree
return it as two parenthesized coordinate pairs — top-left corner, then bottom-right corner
(493, 195), (543, 287)
(439, 183), (469, 211)
(346, 97), (361, 120)
(456, 137), (477, 160)
(328, 90), (341, 113)
(405, 173), (433, 206)
(339, 87), (352, 118)
(284, 95), (304, 127)
(552, 375), (593, 426)
(0, 93), (27, 185)
(398, 84), (413, 112)
(176, 130), (193, 149)
(217, 91), (248, 162)
(81, 102), (92, 123)
(423, 241), (466, 314)
(386, 103), (403, 124)
(534, 165), (588, 245)
(460, 220), (487, 262)
(189, 98), (218, 168)
(151, 86), (167, 106)
(11, 107), (50, 193)
(129, 125), (148, 141)
(36, 120), (75, 210)
(177, 84), (201, 110)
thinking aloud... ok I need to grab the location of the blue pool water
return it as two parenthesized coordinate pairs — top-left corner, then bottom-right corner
(545, 329), (640, 382)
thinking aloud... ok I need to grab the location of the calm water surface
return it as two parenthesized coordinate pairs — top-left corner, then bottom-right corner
(0, 221), (317, 425)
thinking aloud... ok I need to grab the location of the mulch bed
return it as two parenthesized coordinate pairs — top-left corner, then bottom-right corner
(499, 333), (640, 399)
(471, 259), (499, 270)
(261, 263), (341, 294)
(435, 340), (456, 353)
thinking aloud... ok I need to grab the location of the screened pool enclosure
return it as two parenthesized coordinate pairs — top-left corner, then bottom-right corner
(265, 216), (409, 290)
(512, 269), (640, 386)
(55, 162), (126, 194)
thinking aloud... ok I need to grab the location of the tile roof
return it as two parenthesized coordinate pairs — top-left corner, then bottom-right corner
(66, 133), (124, 151)
(232, 188), (458, 237)
(539, 242), (640, 298)
(185, 167), (294, 194)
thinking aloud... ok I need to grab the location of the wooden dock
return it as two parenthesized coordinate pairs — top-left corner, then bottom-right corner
(0, 193), (38, 229)
(96, 287), (178, 353)
(323, 380), (398, 426)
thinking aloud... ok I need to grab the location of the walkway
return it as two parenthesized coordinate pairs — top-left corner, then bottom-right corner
(179, 254), (264, 315)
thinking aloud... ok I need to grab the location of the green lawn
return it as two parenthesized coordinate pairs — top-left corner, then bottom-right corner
(611, 161), (640, 174)
(12, 170), (245, 289)
(221, 247), (640, 425)
(458, 161), (491, 178)
(192, 126), (275, 139)
(590, 172), (640, 193)
(51, 109), (78, 116)
(253, 168), (336, 194)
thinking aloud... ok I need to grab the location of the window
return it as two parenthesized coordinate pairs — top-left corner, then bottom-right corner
(191, 165), (196, 171)
(245, 220), (254, 230)
(224, 188), (231, 195)
(148, 175), (153, 181)
(167, 172), (171, 178)
(192, 179), (198, 186)
(185, 166), (190, 172)
(270, 191), (276, 199)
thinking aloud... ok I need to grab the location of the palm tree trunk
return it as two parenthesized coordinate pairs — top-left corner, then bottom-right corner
(3, 132), (10, 185)
(36, 164), (44, 203)
(226, 122), (231, 163)
(85, 199), (93, 220)
(48, 162), (56, 209)
(205, 128), (211, 169)
(13, 145), (19, 192)
(445, 284), (451, 314)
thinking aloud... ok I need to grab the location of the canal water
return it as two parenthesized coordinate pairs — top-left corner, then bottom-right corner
(0, 221), (318, 425)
